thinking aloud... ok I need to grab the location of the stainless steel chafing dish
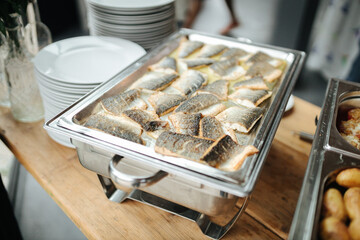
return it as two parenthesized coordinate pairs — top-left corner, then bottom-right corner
(289, 79), (360, 239)
(45, 29), (305, 239)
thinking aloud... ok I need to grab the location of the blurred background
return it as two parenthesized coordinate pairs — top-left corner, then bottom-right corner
(1, 0), (359, 239)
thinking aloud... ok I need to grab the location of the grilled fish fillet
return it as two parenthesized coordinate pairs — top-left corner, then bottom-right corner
(179, 58), (216, 69)
(209, 58), (245, 80)
(245, 61), (282, 83)
(169, 112), (202, 136)
(199, 116), (224, 140)
(122, 109), (169, 132)
(130, 70), (178, 91)
(199, 116), (237, 142)
(155, 131), (214, 161)
(229, 89), (272, 108)
(201, 135), (258, 169)
(171, 70), (207, 96)
(148, 56), (177, 73)
(216, 105), (263, 133)
(175, 93), (225, 116)
(178, 39), (204, 58)
(148, 92), (186, 116)
(233, 77), (269, 90)
(196, 79), (228, 100)
(197, 44), (228, 58)
(84, 114), (143, 144)
(245, 51), (272, 65)
(100, 89), (147, 116)
(220, 48), (248, 61)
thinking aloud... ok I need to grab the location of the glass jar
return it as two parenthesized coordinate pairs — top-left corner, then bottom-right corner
(0, 33), (10, 107)
(5, 14), (44, 122)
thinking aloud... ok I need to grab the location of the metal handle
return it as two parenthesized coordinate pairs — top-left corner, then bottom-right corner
(109, 155), (168, 190)
(237, 37), (252, 43)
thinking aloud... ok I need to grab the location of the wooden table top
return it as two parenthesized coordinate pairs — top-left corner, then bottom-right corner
(0, 97), (320, 240)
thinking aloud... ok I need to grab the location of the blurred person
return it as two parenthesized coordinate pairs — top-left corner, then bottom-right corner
(183, 0), (240, 35)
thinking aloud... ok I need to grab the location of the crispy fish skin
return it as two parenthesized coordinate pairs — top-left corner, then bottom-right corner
(169, 112), (202, 136)
(209, 58), (245, 80)
(245, 61), (282, 83)
(84, 114), (144, 145)
(171, 70), (207, 96)
(148, 56), (177, 72)
(122, 109), (168, 132)
(178, 39), (204, 58)
(233, 77), (269, 90)
(199, 116), (224, 140)
(197, 44), (228, 58)
(216, 106), (263, 133)
(175, 93), (220, 114)
(245, 51), (272, 65)
(220, 48), (248, 61)
(229, 89), (272, 107)
(100, 89), (147, 116)
(148, 92), (186, 116)
(196, 80), (229, 100)
(180, 58), (216, 69)
(155, 131), (214, 161)
(131, 71), (178, 91)
(201, 135), (259, 169)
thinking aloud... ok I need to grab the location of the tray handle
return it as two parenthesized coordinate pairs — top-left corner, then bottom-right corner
(109, 155), (168, 191)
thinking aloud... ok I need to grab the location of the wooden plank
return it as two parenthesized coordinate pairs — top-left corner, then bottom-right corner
(245, 97), (321, 239)
(0, 107), (282, 240)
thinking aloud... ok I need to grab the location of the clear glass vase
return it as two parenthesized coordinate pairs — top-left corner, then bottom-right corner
(5, 14), (44, 122)
(0, 33), (10, 107)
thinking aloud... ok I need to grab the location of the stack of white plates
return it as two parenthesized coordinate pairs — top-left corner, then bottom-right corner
(34, 36), (146, 148)
(87, 0), (176, 50)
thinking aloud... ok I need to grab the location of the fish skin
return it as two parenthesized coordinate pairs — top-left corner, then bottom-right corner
(148, 92), (187, 116)
(199, 116), (224, 140)
(84, 114), (144, 145)
(245, 51), (272, 65)
(178, 39), (204, 58)
(245, 62), (282, 83)
(216, 105), (263, 133)
(155, 131), (214, 161)
(229, 89), (272, 107)
(169, 112), (202, 136)
(148, 56), (177, 72)
(175, 93), (220, 114)
(201, 135), (259, 169)
(180, 58), (216, 69)
(122, 109), (169, 132)
(171, 70), (207, 96)
(196, 80), (228, 100)
(131, 71), (179, 91)
(197, 44), (228, 58)
(209, 58), (245, 80)
(220, 48), (248, 61)
(100, 89), (147, 116)
(233, 77), (269, 90)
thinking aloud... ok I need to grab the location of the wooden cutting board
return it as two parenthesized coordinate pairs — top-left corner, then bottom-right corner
(0, 97), (320, 239)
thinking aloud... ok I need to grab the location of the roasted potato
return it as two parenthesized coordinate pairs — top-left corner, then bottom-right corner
(320, 217), (351, 240)
(336, 168), (360, 188)
(322, 188), (347, 221)
(344, 187), (360, 220)
(349, 219), (360, 240)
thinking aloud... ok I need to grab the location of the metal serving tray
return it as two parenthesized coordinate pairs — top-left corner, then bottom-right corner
(45, 29), (305, 239)
(289, 79), (360, 239)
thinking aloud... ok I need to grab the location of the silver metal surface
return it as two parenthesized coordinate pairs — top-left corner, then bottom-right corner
(289, 79), (360, 240)
(98, 174), (249, 240)
(45, 28), (305, 197)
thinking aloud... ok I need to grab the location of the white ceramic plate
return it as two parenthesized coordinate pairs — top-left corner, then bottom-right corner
(285, 94), (295, 112)
(34, 36), (146, 84)
(88, 0), (174, 10)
